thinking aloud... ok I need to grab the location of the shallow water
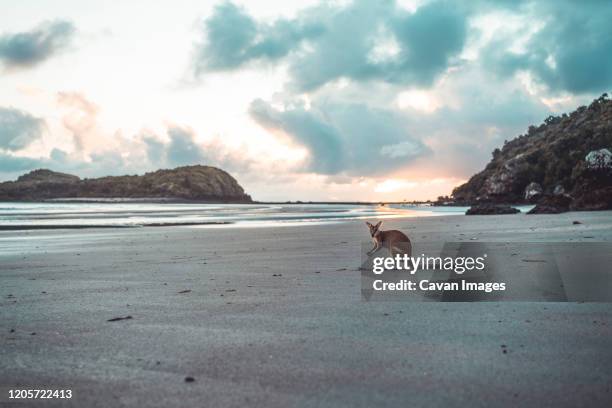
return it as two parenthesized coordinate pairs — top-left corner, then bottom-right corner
(0, 202), (533, 229)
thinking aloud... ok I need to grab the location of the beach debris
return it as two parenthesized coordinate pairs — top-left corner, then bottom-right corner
(107, 315), (133, 322)
(521, 259), (546, 263)
(10, 329), (15, 333)
(178, 290), (191, 294)
(272, 273), (282, 277)
(336, 268), (347, 271)
(225, 289), (237, 292)
(184, 376), (195, 383)
(30, 332), (36, 335)
(572, 220), (582, 225)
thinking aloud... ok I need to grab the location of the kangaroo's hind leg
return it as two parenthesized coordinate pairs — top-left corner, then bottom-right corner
(393, 241), (412, 258)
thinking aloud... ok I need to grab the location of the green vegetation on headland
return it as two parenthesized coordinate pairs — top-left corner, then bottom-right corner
(439, 94), (612, 214)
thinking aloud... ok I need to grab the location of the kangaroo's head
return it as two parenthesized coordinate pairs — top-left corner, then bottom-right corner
(366, 221), (382, 237)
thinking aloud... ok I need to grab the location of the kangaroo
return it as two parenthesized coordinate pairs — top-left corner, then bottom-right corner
(366, 221), (412, 257)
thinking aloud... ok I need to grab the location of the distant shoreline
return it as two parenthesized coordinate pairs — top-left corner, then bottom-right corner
(0, 221), (233, 231)
(0, 198), (439, 206)
(0, 198), (541, 208)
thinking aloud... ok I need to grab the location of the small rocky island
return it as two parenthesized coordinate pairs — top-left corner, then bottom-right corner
(0, 165), (252, 203)
(444, 94), (612, 214)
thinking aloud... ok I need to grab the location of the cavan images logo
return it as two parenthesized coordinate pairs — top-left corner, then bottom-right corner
(360, 242), (612, 302)
(370, 252), (507, 293)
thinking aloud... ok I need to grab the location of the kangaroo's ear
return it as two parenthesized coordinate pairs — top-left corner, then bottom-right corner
(365, 221), (372, 227)
(375, 221), (383, 228)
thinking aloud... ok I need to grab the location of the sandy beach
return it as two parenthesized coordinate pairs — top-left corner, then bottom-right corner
(2, 211), (612, 407)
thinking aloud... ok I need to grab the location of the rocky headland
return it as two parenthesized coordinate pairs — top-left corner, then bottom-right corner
(0, 165), (252, 202)
(445, 94), (612, 213)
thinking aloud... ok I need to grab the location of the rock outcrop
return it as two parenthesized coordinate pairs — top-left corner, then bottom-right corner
(466, 204), (520, 215)
(570, 186), (612, 211)
(0, 165), (252, 202)
(524, 182), (543, 202)
(585, 148), (612, 170)
(527, 195), (571, 214)
(450, 94), (612, 211)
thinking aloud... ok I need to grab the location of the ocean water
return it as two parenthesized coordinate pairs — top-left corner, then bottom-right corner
(0, 202), (533, 229)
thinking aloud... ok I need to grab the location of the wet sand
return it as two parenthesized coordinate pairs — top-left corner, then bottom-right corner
(1, 212), (612, 407)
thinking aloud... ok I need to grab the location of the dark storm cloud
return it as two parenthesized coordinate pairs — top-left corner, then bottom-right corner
(481, 0), (612, 94)
(0, 152), (42, 172)
(248, 98), (430, 176)
(194, 0), (468, 91)
(0, 148), (72, 175)
(140, 126), (251, 173)
(141, 134), (166, 165)
(248, 99), (344, 174)
(0, 107), (45, 151)
(0, 148), (142, 180)
(248, 64), (552, 179)
(195, 0), (612, 95)
(140, 127), (205, 167)
(0, 126), (249, 180)
(288, 0), (467, 91)
(0, 20), (75, 69)
(193, 1), (323, 74)
(166, 127), (206, 166)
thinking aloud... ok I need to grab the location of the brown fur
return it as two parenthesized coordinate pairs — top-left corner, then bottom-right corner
(366, 221), (412, 257)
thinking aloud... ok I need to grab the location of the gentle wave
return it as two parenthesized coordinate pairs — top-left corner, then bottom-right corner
(0, 202), (529, 230)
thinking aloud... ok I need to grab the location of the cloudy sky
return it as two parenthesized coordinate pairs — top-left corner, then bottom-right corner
(1, 0), (611, 201)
